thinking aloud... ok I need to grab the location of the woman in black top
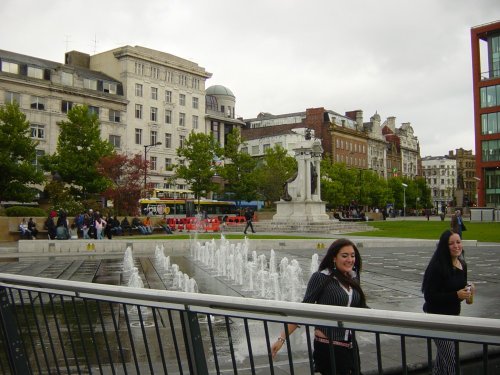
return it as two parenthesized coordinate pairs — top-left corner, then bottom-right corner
(421, 229), (474, 374)
(271, 238), (367, 375)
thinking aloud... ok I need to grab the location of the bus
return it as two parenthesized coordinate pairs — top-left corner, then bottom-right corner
(139, 189), (238, 217)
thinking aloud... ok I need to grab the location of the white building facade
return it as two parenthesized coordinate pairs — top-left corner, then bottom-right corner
(421, 156), (457, 212)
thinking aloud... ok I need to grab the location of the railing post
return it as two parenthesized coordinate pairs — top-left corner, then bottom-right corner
(0, 287), (31, 374)
(181, 310), (208, 375)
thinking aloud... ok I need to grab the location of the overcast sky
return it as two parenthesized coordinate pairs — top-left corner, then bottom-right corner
(2, 0), (500, 157)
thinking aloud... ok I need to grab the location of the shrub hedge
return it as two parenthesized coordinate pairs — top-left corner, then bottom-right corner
(4, 206), (47, 217)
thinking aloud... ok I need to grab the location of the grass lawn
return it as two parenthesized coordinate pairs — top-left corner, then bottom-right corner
(348, 221), (500, 243)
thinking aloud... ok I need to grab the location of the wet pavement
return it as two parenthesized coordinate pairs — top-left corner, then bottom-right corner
(0, 236), (499, 374)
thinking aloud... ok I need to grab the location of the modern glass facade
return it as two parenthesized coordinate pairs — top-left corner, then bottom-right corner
(472, 22), (500, 207)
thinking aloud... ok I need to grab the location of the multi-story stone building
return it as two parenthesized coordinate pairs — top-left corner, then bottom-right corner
(447, 148), (477, 207)
(360, 112), (388, 178)
(1, 46), (244, 194)
(421, 156), (457, 212)
(0, 49), (127, 173)
(243, 108), (421, 180)
(381, 117), (420, 179)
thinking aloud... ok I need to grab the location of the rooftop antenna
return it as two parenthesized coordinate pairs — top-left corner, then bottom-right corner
(92, 34), (98, 55)
(64, 35), (71, 52)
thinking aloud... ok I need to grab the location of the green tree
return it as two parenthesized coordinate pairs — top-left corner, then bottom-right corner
(0, 103), (45, 202)
(320, 161), (358, 207)
(357, 169), (392, 209)
(175, 132), (222, 207)
(219, 129), (258, 205)
(42, 105), (114, 199)
(254, 145), (297, 207)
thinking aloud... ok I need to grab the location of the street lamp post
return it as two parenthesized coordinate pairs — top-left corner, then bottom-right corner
(143, 142), (162, 193)
(473, 176), (481, 206)
(402, 183), (408, 217)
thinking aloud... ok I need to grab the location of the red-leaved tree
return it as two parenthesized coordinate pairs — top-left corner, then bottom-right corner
(97, 153), (146, 215)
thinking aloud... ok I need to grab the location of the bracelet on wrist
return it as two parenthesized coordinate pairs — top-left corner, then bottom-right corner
(277, 337), (286, 344)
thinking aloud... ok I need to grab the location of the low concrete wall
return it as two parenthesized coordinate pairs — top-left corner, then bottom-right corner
(16, 237), (479, 257)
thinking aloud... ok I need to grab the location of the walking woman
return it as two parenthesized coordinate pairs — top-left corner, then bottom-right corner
(271, 238), (368, 375)
(421, 229), (474, 374)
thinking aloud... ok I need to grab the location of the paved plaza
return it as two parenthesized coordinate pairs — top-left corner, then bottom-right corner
(0, 231), (499, 374)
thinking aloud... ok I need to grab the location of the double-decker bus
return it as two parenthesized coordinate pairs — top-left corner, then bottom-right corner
(139, 189), (237, 217)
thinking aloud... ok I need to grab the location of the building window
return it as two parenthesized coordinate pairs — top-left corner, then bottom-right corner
(165, 158), (172, 170)
(179, 94), (186, 106)
(165, 109), (172, 124)
(192, 97), (199, 109)
(135, 128), (142, 145)
(103, 82), (117, 94)
(27, 66), (44, 79)
(150, 156), (157, 171)
(192, 78), (200, 90)
(165, 90), (172, 103)
(166, 71), (173, 83)
(61, 100), (73, 113)
(88, 106), (99, 116)
(135, 62), (144, 75)
(151, 87), (158, 100)
(150, 107), (158, 122)
(109, 135), (121, 148)
(179, 75), (187, 86)
(84, 78), (97, 90)
(30, 124), (45, 139)
(151, 67), (159, 79)
(61, 71), (73, 86)
(109, 109), (121, 123)
(135, 104), (143, 119)
(4, 91), (20, 104)
(1, 61), (19, 74)
(263, 144), (270, 152)
(135, 83), (143, 97)
(179, 135), (186, 148)
(165, 133), (172, 148)
(241, 147), (248, 154)
(30, 96), (45, 110)
(192, 115), (198, 129)
(481, 112), (500, 135)
(179, 113), (185, 127)
(211, 122), (219, 142)
(252, 145), (259, 155)
(32, 150), (45, 171)
(150, 131), (158, 145)
(482, 139), (500, 162)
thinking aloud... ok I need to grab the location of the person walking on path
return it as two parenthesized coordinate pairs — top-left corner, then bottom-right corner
(450, 209), (465, 238)
(421, 229), (474, 374)
(271, 238), (368, 374)
(243, 207), (255, 234)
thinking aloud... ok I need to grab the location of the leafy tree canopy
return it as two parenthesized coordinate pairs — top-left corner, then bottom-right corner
(175, 132), (222, 204)
(98, 153), (145, 215)
(42, 105), (115, 199)
(254, 145), (297, 207)
(0, 103), (45, 202)
(219, 129), (258, 205)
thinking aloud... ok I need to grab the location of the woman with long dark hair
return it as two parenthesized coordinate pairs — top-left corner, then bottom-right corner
(271, 238), (368, 375)
(421, 229), (474, 374)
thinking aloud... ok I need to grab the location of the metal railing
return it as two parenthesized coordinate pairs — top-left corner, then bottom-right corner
(1, 273), (499, 375)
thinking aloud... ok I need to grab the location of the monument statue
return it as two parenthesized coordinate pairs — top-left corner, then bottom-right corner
(273, 135), (329, 223)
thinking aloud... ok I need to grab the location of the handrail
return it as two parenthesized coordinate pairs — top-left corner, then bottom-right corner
(1, 272), (500, 345)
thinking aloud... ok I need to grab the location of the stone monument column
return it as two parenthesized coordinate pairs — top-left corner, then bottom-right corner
(273, 138), (329, 223)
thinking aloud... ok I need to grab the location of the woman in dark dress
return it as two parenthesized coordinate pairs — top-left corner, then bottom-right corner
(421, 229), (474, 374)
